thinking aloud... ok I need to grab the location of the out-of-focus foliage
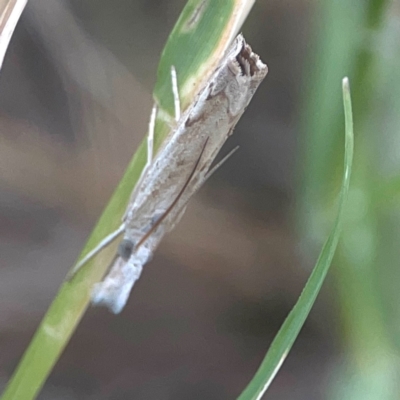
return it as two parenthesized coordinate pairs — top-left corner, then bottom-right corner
(299, 1), (400, 399)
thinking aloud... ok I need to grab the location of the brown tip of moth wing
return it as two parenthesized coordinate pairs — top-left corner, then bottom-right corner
(237, 43), (265, 77)
(227, 36), (267, 80)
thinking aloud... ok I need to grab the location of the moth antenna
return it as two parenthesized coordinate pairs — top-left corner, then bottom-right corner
(135, 137), (209, 249)
(67, 223), (126, 280)
(170, 146), (239, 220)
(204, 146), (239, 181)
(171, 65), (181, 122)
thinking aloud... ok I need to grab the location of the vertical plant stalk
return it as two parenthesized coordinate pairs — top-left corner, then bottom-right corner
(1, 1), (257, 399)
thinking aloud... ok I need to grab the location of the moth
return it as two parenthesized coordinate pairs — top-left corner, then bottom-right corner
(73, 34), (268, 313)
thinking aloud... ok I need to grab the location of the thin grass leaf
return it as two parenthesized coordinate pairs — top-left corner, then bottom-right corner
(0, 0), (27, 70)
(1, 1), (257, 399)
(237, 77), (354, 400)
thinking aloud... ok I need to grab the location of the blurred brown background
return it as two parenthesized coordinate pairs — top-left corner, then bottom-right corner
(0, 0), (391, 399)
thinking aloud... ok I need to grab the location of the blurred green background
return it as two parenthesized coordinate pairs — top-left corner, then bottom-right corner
(0, 0), (399, 398)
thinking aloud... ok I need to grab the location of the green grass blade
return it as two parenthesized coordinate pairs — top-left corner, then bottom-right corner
(237, 78), (354, 400)
(152, 0), (255, 151)
(1, 1), (256, 399)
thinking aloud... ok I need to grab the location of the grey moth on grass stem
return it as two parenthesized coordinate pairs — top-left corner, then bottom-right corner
(74, 34), (268, 313)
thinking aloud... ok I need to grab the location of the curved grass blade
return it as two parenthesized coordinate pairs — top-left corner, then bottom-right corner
(237, 77), (354, 400)
(1, 1), (257, 399)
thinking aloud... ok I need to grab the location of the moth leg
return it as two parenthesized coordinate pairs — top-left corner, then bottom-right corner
(134, 104), (156, 190)
(146, 104), (156, 169)
(171, 65), (181, 122)
(67, 222), (126, 279)
(122, 105), (157, 222)
(130, 104), (156, 194)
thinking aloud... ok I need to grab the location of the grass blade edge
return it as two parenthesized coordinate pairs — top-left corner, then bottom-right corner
(237, 77), (354, 400)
